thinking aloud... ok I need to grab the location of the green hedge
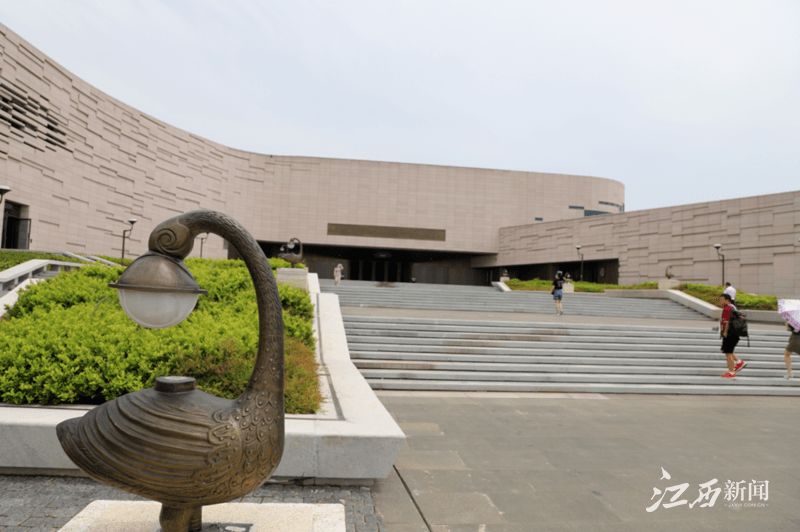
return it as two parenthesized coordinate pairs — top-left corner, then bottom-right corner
(0, 260), (321, 412)
(506, 278), (659, 292)
(0, 251), (84, 271)
(506, 277), (777, 311)
(679, 283), (777, 311)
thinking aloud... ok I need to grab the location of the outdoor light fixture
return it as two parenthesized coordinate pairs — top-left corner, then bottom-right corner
(0, 186), (11, 200)
(576, 245), (584, 282)
(110, 251), (207, 329)
(713, 243), (725, 285)
(61, 210), (286, 532)
(198, 233), (208, 258)
(121, 218), (137, 263)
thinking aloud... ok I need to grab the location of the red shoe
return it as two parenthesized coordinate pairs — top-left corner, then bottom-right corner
(734, 360), (747, 372)
(721, 372), (737, 378)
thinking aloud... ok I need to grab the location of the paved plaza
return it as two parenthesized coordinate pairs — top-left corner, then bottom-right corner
(373, 391), (800, 531)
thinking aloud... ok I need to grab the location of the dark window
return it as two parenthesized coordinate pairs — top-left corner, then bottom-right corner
(569, 206), (584, 210)
(584, 210), (610, 217)
(599, 200), (624, 213)
(535, 217), (543, 221)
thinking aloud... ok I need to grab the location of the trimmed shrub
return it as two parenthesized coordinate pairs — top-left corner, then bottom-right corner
(0, 260), (321, 412)
(0, 250), (84, 271)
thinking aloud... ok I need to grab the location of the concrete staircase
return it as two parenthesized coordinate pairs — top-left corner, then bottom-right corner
(320, 279), (705, 320)
(344, 316), (799, 396)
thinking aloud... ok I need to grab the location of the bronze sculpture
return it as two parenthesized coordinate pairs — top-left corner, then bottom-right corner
(665, 265), (674, 279)
(277, 237), (303, 266)
(56, 210), (285, 532)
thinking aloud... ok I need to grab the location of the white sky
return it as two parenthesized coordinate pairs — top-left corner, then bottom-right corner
(1, 1), (798, 212)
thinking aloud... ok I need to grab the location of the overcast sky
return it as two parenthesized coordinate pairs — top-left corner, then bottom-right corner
(1, 1), (798, 212)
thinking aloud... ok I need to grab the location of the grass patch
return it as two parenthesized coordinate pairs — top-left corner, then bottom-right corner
(0, 250), (84, 271)
(0, 259), (322, 413)
(506, 277), (778, 311)
(506, 278), (659, 292)
(678, 283), (777, 311)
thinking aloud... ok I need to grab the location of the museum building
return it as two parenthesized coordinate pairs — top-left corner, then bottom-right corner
(0, 22), (797, 296)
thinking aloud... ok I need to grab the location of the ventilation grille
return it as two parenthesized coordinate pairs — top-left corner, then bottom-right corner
(0, 80), (70, 152)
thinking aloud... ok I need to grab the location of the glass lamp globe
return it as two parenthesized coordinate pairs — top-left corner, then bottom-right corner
(109, 252), (207, 329)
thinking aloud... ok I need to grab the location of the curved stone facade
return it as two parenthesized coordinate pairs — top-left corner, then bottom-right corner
(0, 23), (623, 261)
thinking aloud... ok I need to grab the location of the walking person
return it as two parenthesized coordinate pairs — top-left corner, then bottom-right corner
(719, 293), (746, 378)
(783, 323), (800, 379)
(723, 282), (736, 305)
(333, 263), (344, 286)
(551, 271), (565, 315)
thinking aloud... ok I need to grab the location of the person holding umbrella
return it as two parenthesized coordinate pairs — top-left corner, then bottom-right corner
(778, 299), (800, 379)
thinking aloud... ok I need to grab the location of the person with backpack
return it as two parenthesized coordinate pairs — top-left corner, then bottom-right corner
(719, 293), (746, 378)
(551, 271), (565, 315)
(783, 323), (800, 379)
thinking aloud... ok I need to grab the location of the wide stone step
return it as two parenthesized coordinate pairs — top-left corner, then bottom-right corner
(365, 379), (800, 396)
(349, 350), (785, 368)
(353, 359), (782, 376)
(343, 328), (783, 347)
(361, 368), (800, 387)
(346, 338), (774, 355)
(342, 316), (788, 337)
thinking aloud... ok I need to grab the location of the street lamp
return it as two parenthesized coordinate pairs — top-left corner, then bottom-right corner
(576, 245), (584, 282)
(713, 243), (725, 286)
(198, 233), (208, 258)
(58, 210), (286, 532)
(121, 218), (137, 263)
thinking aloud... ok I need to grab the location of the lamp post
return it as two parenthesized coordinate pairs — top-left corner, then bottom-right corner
(57, 210), (285, 532)
(713, 243), (725, 286)
(121, 218), (137, 264)
(198, 233), (208, 258)
(576, 245), (584, 282)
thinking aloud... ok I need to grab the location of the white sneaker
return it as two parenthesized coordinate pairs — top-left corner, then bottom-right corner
(786, 372), (793, 379)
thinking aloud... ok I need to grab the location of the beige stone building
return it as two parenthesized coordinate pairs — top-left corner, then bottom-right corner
(0, 22), (795, 295)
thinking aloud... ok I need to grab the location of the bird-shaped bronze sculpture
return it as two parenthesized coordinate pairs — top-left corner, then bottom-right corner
(277, 237), (303, 266)
(56, 210), (284, 532)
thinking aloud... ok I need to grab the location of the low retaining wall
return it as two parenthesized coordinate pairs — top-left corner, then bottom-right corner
(0, 275), (405, 484)
(604, 289), (784, 324)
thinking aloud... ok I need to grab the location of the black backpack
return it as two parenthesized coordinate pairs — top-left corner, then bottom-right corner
(729, 308), (750, 347)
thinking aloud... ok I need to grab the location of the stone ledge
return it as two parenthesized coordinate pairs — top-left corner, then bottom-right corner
(604, 289), (784, 324)
(0, 288), (405, 483)
(491, 281), (510, 292)
(59, 500), (345, 532)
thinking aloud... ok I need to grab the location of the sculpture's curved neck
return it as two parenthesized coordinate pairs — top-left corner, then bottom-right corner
(147, 210), (284, 400)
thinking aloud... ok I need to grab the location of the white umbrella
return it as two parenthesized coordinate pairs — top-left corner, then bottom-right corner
(778, 299), (800, 331)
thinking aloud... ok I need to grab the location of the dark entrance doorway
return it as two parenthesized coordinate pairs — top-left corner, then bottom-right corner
(2, 201), (30, 249)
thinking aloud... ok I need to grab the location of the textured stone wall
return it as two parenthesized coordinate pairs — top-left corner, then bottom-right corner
(0, 22), (623, 259)
(478, 191), (800, 296)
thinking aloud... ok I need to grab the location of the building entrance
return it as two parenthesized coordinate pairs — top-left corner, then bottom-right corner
(2, 201), (30, 249)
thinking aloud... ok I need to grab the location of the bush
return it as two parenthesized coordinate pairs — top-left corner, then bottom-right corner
(679, 283), (777, 311)
(0, 259), (321, 412)
(506, 278), (659, 293)
(0, 251), (84, 271)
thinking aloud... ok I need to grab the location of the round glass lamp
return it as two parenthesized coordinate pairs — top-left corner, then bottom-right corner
(109, 252), (207, 329)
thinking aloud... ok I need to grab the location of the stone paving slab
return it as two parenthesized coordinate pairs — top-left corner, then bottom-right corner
(0, 477), (384, 532)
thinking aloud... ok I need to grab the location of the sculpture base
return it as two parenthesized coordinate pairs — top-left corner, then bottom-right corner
(59, 501), (344, 532)
(276, 268), (308, 290)
(658, 279), (681, 289)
